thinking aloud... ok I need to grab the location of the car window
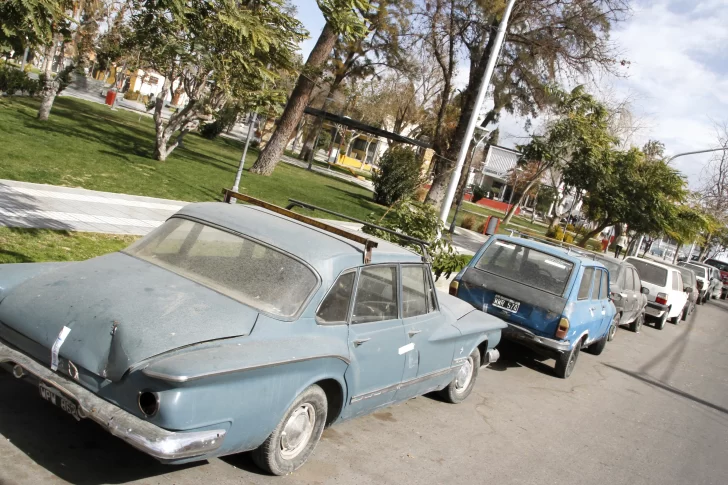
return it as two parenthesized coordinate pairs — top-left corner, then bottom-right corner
(627, 259), (668, 287)
(677, 267), (694, 286)
(622, 268), (633, 291)
(352, 266), (399, 324)
(475, 240), (574, 296)
(123, 218), (318, 318)
(578, 267), (595, 300)
(402, 265), (428, 318)
(632, 269), (642, 291)
(424, 267), (438, 313)
(671, 272), (681, 291)
(316, 271), (356, 324)
(599, 270), (609, 300)
(682, 263), (707, 279)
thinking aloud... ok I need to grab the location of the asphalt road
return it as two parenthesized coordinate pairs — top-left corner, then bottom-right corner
(1, 299), (727, 485)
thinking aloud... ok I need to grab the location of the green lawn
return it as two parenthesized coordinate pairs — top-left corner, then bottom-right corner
(0, 96), (386, 221)
(0, 227), (137, 264)
(451, 202), (548, 234)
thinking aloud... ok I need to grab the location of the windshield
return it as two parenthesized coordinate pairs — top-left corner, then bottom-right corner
(704, 259), (728, 272)
(677, 267), (695, 285)
(595, 257), (621, 280)
(123, 218), (319, 318)
(628, 259), (667, 286)
(682, 263), (707, 279)
(475, 240), (574, 295)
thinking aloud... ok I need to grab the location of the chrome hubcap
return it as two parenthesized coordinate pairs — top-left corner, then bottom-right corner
(280, 403), (316, 459)
(455, 356), (474, 392)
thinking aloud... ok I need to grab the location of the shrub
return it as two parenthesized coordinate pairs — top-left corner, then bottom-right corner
(371, 146), (422, 206)
(460, 215), (476, 230)
(564, 232), (575, 244)
(476, 220), (487, 233)
(472, 185), (487, 203)
(363, 199), (470, 280)
(317, 130), (332, 150)
(0, 67), (31, 95)
(124, 90), (140, 101)
(566, 223), (576, 232)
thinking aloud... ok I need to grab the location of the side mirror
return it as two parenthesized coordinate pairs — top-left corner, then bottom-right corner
(641, 287), (650, 295)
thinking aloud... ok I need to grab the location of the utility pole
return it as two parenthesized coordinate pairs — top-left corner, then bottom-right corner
(438, 0), (517, 223)
(230, 111), (258, 203)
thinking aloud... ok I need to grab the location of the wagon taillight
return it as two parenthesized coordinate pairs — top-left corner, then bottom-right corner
(555, 317), (570, 339)
(449, 280), (459, 296)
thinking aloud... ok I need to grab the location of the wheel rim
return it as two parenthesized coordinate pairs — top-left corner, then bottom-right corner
(637, 314), (643, 332)
(280, 403), (316, 460)
(609, 316), (619, 340)
(567, 347), (579, 375)
(455, 356), (474, 392)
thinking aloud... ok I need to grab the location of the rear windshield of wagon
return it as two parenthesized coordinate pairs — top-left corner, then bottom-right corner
(123, 218), (319, 318)
(629, 259), (667, 286)
(474, 240), (574, 295)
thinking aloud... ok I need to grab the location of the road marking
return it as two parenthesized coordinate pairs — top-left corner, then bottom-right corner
(398, 343), (415, 355)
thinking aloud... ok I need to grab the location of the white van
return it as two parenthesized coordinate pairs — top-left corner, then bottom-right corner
(624, 257), (689, 329)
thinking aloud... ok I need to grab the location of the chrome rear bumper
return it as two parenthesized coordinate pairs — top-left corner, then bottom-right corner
(0, 340), (225, 461)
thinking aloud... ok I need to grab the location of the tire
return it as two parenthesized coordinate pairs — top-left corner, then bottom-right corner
(607, 314), (620, 342)
(252, 385), (328, 476)
(670, 308), (680, 325)
(630, 312), (644, 333)
(681, 305), (689, 321)
(440, 349), (480, 403)
(655, 311), (668, 330)
(554, 340), (581, 379)
(586, 334), (607, 356)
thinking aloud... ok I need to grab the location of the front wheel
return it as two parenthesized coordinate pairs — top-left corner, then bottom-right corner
(630, 312), (644, 333)
(252, 385), (328, 476)
(555, 341), (581, 379)
(441, 349), (480, 403)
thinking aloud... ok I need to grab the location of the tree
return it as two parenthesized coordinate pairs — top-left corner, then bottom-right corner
(425, 0), (629, 208)
(665, 205), (713, 263)
(372, 146), (422, 205)
(697, 122), (728, 259)
(250, 0), (370, 175)
(127, 0), (305, 161)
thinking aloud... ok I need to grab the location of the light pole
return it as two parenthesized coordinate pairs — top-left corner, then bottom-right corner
(307, 96), (335, 170)
(448, 129), (490, 234)
(230, 110), (259, 202)
(667, 147), (728, 164)
(438, 0), (517, 223)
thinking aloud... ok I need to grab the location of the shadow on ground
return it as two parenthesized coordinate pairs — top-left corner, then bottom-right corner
(0, 374), (200, 484)
(488, 340), (556, 377)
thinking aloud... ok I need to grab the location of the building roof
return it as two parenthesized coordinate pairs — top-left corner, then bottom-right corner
(304, 107), (431, 148)
(175, 202), (421, 283)
(481, 145), (521, 181)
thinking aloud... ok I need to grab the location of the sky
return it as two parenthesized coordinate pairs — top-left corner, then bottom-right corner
(290, 0), (728, 189)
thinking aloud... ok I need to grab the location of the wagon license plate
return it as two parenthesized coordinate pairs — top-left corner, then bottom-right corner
(493, 295), (520, 313)
(39, 383), (80, 421)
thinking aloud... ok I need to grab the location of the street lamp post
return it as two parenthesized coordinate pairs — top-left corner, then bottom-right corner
(667, 147), (728, 164)
(230, 110), (258, 202)
(448, 129), (490, 234)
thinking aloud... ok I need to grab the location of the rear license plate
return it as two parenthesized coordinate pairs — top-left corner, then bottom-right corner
(493, 294), (520, 313)
(39, 383), (80, 421)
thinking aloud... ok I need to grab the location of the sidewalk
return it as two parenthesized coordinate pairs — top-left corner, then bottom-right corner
(0, 180), (481, 254)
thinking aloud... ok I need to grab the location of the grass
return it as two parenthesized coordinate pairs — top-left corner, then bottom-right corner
(450, 202), (549, 234)
(0, 96), (386, 221)
(0, 227), (137, 264)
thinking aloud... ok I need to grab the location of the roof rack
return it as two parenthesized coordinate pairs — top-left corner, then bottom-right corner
(286, 198), (430, 262)
(222, 189), (430, 263)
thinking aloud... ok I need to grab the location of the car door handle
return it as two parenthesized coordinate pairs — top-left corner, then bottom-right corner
(352, 338), (371, 347)
(408, 330), (422, 338)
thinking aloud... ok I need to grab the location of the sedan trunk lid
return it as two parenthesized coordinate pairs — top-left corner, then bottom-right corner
(0, 253), (258, 381)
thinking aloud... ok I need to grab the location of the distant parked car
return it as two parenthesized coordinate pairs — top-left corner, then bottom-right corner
(0, 196), (506, 475)
(702, 258), (728, 299)
(671, 264), (699, 317)
(625, 257), (689, 329)
(679, 262), (713, 304)
(450, 236), (617, 379)
(594, 255), (648, 335)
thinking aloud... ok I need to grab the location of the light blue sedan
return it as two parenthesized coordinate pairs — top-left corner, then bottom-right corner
(0, 194), (505, 475)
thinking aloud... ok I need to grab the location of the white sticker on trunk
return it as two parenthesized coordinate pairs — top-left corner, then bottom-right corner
(398, 343), (415, 355)
(50, 326), (72, 372)
(544, 259), (567, 269)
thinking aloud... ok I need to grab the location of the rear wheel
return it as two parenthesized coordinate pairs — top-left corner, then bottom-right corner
(607, 314), (620, 342)
(252, 385), (327, 476)
(681, 305), (689, 321)
(630, 312), (644, 333)
(440, 349), (480, 403)
(554, 341), (581, 379)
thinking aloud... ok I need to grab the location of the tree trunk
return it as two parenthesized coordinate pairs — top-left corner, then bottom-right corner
(251, 23), (338, 175)
(37, 43), (58, 121)
(425, 19), (499, 208)
(502, 177), (541, 226)
(577, 221), (610, 247)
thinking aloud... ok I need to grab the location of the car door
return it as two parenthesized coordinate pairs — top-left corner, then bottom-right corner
(396, 264), (454, 401)
(570, 266), (600, 345)
(345, 265), (407, 418)
(617, 267), (634, 321)
(594, 269), (612, 338)
(670, 270), (687, 317)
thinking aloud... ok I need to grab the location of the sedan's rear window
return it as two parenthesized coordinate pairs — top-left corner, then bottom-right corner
(475, 241), (574, 295)
(629, 259), (667, 287)
(682, 263), (707, 279)
(124, 218), (319, 318)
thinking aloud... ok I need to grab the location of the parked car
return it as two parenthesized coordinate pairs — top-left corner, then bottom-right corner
(702, 258), (728, 299)
(680, 262), (722, 303)
(594, 255), (648, 335)
(679, 262), (713, 304)
(0, 196), (506, 475)
(450, 235), (617, 379)
(707, 266), (725, 300)
(670, 264), (699, 317)
(625, 257), (689, 329)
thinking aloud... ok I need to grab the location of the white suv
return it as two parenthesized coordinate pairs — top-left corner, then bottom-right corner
(625, 257), (689, 329)
(680, 262), (721, 303)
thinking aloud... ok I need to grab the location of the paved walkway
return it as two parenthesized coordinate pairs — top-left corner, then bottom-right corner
(0, 180), (482, 255)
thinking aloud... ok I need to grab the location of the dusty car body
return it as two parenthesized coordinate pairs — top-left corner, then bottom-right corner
(593, 255), (649, 335)
(0, 195), (505, 475)
(449, 236), (617, 379)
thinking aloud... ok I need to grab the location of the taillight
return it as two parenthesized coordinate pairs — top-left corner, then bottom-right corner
(656, 293), (668, 305)
(449, 280), (459, 296)
(555, 317), (570, 339)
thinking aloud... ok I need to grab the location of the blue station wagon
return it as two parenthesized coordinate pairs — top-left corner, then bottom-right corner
(449, 236), (617, 378)
(0, 192), (505, 475)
